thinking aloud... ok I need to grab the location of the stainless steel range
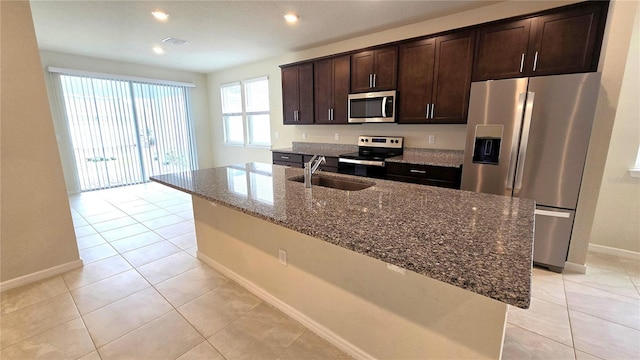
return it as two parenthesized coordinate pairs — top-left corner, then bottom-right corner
(338, 136), (403, 178)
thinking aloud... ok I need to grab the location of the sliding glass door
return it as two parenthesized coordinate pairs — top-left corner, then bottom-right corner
(57, 74), (196, 191)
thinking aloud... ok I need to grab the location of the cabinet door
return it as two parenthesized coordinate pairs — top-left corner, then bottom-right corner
(314, 59), (333, 123)
(473, 19), (532, 81)
(350, 50), (375, 93)
(282, 66), (300, 124)
(397, 38), (436, 123)
(297, 63), (314, 124)
(431, 31), (475, 124)
(350, 47), (398, 92)
(526, 3), (606, 76)
(315, 56), (350, 124)
(332, 56), (351, 123)
(372, 46), (398, 91)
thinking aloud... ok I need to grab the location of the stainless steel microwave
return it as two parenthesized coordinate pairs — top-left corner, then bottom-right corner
(348, 90), (396, 123)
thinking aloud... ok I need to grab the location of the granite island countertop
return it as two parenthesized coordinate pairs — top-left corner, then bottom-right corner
(151, 163), (533, 308)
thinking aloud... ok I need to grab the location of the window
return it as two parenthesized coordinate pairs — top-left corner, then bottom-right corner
(221, 77), (271, 147)
(51, 69), (197, 191)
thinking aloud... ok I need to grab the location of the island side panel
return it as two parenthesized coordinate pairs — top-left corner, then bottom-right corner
(193, 196), (508, 360)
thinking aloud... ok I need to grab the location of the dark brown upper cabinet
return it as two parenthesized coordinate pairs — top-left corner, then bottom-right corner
(473, 1), (607, 81)
(398, 31), (475, 124)
(350, 46), (398, 93)
(281, 63), (314, 124)
(314, 55), (350, 124)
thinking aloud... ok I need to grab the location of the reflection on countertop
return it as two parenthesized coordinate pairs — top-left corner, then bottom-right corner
(151, 163), (533, 308)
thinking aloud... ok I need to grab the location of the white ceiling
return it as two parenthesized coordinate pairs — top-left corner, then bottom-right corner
(30, 1), (498, 74)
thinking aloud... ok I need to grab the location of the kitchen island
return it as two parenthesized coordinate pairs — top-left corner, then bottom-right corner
(152, 163), (534, 359)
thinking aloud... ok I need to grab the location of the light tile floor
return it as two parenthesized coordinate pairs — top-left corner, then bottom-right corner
(0, 182), (638, 359)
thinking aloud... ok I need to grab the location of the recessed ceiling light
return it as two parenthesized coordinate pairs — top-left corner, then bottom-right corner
(151, 11), (169, 21)
(152, 46), (164, 55)
(284, 13), (299, 24)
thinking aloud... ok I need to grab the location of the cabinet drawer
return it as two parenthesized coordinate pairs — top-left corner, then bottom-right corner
(386, 162), (462, 188)
(272, 152), (303, 163)
(273, 160), (303, 168)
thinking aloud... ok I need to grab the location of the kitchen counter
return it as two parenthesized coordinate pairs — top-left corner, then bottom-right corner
(387, 148), (464, 167)
(271, 141), (357, 157)
(272, 142), (464, 168)
(151, 163), (533, 309)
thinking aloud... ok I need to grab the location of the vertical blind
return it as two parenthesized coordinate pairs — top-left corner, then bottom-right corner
(52, 70), (197, 191)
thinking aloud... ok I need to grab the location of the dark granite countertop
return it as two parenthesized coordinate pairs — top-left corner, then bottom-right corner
(272, 142), (357, 158)
(151, 163), (533, 308)
(387, 148), (464, 168)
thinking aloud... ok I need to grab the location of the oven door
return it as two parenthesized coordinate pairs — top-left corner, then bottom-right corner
(338, 158), (386, 179)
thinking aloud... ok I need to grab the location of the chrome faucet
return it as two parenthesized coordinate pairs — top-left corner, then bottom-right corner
(304, 155), (326, 188)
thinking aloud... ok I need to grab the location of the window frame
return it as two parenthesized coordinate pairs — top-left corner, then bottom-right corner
(220, 76), (271, 148)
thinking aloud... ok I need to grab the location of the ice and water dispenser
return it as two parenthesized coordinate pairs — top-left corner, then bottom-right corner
(472, 125), (503, 165)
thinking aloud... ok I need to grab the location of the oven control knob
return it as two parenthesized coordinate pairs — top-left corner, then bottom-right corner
(360, 139), (365, 142)
(365, 139), (369, 142)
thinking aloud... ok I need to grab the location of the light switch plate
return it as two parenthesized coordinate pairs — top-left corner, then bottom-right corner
(334, 133), (340, 140)
(274, 131), (280, 139)
(428, 135), (436, 144)
(302, 132), (307, 140)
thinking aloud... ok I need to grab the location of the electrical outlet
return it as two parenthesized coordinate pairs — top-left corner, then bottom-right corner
(274, 131), (280, 139)
(278, 249), (287, 266)
(302, 132), (307, 140)
(428, 135), (436, 144)
(334, 133), (340, 141)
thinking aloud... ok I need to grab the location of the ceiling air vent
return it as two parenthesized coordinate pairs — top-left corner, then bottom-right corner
(161, 37), (189, 46)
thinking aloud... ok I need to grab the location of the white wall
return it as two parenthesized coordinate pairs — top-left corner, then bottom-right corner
(207, 1), (580, 167)
(39, 50), (213, 193)
(589, 4), (640, 253)
(1, 0), (80, 283)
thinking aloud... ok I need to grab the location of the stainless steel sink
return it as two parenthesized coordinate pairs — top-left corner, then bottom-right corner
(288, 175), (374, 191)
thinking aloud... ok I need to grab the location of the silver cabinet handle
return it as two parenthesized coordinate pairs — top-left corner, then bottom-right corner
(514, 91), (535, 193)
(294, 110), (299, 122)
(430, 103), (434, 119)
(425, 104), (430, 119)
(331, 108), (334, 121)
(520, 53), (525, 73)
(373, 74), (377, 88)
(533, 51), (539, 72)
(410, 169), (426, 174)
(281, 156), (290, 159)
(506, 93), (527, 191)
(328, 108), (331, 120)
(369, 74), (373, 88)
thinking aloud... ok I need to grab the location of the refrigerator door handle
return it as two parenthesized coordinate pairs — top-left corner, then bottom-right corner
(535, 209), (571, 218)
(514, 91), (535, 194)
(506, 92), (528, 191)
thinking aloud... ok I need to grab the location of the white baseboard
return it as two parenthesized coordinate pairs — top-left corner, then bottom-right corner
(589, 243), (640, 260)
(563, 261), (587, 274)
(197, 251), (373, 360)
(0, 259), (83, 293)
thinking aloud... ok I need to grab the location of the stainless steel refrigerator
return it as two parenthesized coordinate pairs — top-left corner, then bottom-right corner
(461, 73), (601, 272)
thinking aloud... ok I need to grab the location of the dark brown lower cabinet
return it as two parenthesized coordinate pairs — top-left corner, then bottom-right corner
(272, 152), (303, 168)
(386, 162), (462, 189)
